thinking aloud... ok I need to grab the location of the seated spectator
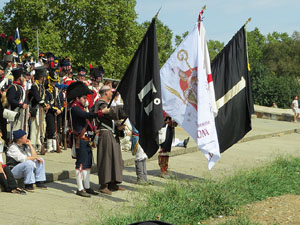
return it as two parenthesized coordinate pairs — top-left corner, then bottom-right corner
(6, 129), (47, 192)
(0, 130), (26, 194)
(172, 137), (190, 148)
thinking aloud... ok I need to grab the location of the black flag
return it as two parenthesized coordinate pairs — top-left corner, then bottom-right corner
(117, 18), (164, 158)
(211, 25), (254, 153)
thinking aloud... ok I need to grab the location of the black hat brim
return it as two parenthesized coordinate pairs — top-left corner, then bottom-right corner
(67, 81), (93, 103)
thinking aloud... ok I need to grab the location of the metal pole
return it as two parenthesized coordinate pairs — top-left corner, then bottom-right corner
(36, 28), (39, 59)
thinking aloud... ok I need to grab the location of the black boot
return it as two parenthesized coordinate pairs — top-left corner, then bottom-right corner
(85, 188), (98, 195)
(183, 137), (190, 148)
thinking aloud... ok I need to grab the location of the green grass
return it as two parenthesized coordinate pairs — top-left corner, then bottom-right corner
(94, 156), (300, 225)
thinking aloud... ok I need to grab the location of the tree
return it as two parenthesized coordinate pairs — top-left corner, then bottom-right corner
(263, 31), (300, 78)
(1, 0), (66, 57)
(0, 0), (156, 79)
(141, 19), (174, 68)
(246, 28), (266, 66)
(174, 31), (188, 48)
(207, 40), (224, 61)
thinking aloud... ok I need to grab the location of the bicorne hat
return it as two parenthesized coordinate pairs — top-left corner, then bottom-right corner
(66, 81), (93, 103)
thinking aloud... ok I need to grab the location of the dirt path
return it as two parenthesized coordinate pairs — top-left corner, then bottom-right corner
(203, 195), (300, 225)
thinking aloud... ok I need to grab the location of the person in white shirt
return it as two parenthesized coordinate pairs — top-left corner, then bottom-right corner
(0, 129), (26, 194)
(291, 96), (299, 123)
(6, 129), (47, 192)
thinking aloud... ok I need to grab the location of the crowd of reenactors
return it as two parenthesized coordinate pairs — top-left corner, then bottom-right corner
(0, 50), (128, 196)
(0, 49), (183, 198)
(0, 51), (114, 151)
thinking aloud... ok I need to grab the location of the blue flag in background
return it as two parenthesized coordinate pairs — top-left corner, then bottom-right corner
(14, 28), (23, 55)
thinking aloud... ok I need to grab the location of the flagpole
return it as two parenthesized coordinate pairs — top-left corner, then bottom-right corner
(244, 18), (251, 71)
(36, 28), (39, 60)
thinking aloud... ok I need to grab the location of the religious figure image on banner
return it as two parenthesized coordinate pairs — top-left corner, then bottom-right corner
(160, 21), (220, 169)
(168, 65), (198, 110)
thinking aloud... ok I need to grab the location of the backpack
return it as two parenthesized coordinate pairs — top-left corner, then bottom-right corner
(1, 84), (17, 108)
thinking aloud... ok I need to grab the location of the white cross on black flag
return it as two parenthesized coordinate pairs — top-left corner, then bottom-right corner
(117, 18), (164, 158)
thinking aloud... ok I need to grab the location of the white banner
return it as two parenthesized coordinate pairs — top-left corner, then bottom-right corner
(160, 23), (220, 169)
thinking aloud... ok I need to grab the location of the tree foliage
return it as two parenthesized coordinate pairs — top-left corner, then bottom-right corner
(174, 31), (188, 48)
(0, 0), (173, 79)
(247, 28), (300, 108)
(1, 1), (300, 108)
(207, 40), (224, 61)
(141, 19), (174, 67)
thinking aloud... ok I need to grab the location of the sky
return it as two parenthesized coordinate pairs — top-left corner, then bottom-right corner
(0, 0), (299, 44)
(135, 0), (300, 44)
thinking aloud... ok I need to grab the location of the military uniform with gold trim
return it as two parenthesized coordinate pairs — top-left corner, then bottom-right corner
(45, 70), (64, 152)
(28, 65), (48, 150)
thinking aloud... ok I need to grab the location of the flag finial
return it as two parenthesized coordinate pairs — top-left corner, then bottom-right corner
(154, 6), (162, 20)
(198, 5), (206, 22)
(245, 17), (251, 27)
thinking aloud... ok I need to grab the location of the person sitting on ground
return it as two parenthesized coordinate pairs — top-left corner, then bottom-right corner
(291, 96), (299, 123)
(172, 137), (190, 148)
(6, 129), (47, 192)
(0, 130), (26, 194)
